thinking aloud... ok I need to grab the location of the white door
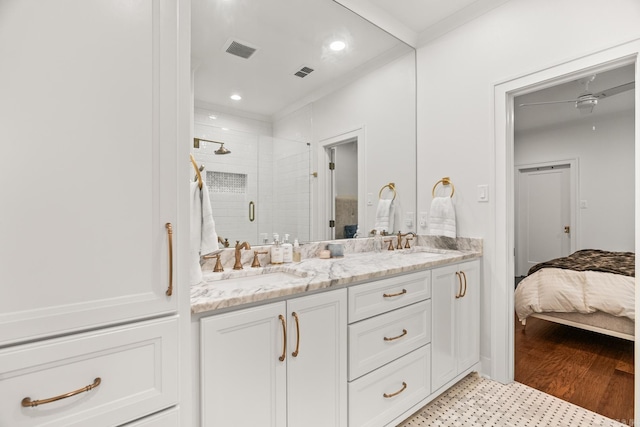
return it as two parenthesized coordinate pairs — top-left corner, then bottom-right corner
(0, 0), (179, 346)
(287, 289), (347, 427)
(516, 164), (572, 276)
(200, 302), (287, 427)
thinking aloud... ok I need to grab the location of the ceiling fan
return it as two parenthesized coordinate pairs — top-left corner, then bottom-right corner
(518, 75), (635, 114)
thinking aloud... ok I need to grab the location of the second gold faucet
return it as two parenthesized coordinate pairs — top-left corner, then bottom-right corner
(234, 241), (251, 270)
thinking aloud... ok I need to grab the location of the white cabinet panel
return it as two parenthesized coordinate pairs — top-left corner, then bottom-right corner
(287, 290), (347, 427)
(123, 408), (179, 426)
(0, 0), (179, 346)
(199, 289), (347, 427)
(0, 317), (178, 427)
(200, 302), (287, 427)
(348, 271), (431, 322)
(348, 345), (430, 427)
(349, 300), (431, 380)
(431, 260), (480, 392)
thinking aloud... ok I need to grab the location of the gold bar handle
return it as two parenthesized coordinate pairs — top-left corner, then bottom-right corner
(22, 377), (102, 408)
(383, 381), (407, 398)
(383, 329), (407, 341)
(292, 312), (300, 357)
(165, 223), (173, 296)
(249, 201), (255, 222)
(460, 271), (468, 298)
(455, 272), (462, 298)
(278, 315), (287, 362)
(383, 289), (407, 298)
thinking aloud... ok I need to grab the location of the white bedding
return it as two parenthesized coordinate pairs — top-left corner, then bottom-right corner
(514, 267), (635, 322)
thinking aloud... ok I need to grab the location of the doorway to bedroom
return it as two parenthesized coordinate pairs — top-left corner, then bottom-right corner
(512, 62), (635, 423)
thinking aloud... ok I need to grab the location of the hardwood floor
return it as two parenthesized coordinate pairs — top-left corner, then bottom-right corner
(515, 316), (634, 425)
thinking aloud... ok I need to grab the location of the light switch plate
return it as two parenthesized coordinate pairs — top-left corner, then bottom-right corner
(477, 184), (489, 202)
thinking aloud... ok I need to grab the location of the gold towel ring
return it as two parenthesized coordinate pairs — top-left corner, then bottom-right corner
(379, 183), (396, 201)
(190, 154), (203, 189)
(432, 177), (454, 198)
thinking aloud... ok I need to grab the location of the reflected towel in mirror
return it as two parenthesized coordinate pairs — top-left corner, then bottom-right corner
(190, 181), (219, 285)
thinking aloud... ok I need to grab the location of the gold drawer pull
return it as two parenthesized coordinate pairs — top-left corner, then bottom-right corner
(460, 271), (468, 298)
(22, 377), (102, 407)
(383, 289), (407, 298)
(292, 312), (300, 357)
(278, 315), (287, 362)
(383, 381), (407, 398)
(383, 329), (408, 342)
(455, 271), (462, 298)
(165, 223), (173, 296)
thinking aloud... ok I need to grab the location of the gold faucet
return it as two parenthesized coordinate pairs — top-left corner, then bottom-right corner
(251, 250), (268, 268)
(218, 236), (230, 248)
(396, 231), (415, 249)
(202, 253), (224, 272)
(234, 241), (251, 270)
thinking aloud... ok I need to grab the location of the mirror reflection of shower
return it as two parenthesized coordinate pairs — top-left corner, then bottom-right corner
(194, 138), (231, 155)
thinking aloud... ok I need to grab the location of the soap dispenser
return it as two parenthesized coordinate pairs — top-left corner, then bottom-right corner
(271, 233), (284, 264)
(293, 238), (301, 262)
(282, 234), (293, 263)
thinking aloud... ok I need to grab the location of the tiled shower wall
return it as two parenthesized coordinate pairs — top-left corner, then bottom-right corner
(193, 108), (310, 246)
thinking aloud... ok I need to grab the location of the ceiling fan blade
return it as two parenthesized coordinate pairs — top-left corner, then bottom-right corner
(518, 99), (578, 107)
(593, 81), (635, 99)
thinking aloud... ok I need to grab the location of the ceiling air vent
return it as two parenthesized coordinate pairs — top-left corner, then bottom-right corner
(294, 66), (314, 78)
(224, 39), (258, 59)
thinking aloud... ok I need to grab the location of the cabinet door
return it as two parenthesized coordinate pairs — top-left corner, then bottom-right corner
(0, 0), (179, 346)
(430, 265), (457, 392)
(200, 302), (287, 427)
(455, 260), (480, 373)
(287, 289), (347, 427)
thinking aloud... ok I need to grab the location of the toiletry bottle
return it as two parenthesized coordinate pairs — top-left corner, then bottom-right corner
(271, 234), (284, 264)
(373, 230), (382, 253)
(282, 234), (293, 263)
(293, 238), (301, 262)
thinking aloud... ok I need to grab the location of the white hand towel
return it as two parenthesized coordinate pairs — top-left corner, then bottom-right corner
(428, 196), (456, 238)
(374, 198), (395, 234)
(190, 181), (219, 285)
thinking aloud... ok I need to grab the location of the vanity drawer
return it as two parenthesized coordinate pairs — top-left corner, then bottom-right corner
(349, 345), (430, 427)
(348, 270), (430, 322)
(349, 300), (431, 380)
(0, 316), (178, 427)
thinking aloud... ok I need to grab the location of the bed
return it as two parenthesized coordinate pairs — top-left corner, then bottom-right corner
(514, 249), (635, 341)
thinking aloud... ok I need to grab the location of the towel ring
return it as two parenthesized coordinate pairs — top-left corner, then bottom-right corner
(379, 183), (396, 201)
(190, 154), (203, 189)
(432, 177), (454, 198)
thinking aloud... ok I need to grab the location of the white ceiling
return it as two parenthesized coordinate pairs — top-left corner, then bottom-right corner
(191, 0), (513, 120)
(515, 64), (635, 133)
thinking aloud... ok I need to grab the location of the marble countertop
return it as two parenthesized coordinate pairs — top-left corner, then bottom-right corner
(190, 246), (481, 315)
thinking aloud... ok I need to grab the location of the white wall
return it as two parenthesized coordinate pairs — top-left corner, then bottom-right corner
(415, 0), (640, 377)
(515, 110), (635, 252)
(311, 51), (417, 236)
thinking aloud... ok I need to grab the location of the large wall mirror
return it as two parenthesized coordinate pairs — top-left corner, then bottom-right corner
(191, 0), (416, 246)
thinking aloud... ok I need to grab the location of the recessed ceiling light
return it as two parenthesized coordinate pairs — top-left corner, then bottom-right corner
(230, 94), (242, 101)
(208, 115), (217, 120)
(329, 40), (346, 51)
(222, 127), (229, 131)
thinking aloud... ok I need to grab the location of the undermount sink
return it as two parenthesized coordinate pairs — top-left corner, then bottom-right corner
(217, 271), (304, 288)
(398, 246), (453, 256)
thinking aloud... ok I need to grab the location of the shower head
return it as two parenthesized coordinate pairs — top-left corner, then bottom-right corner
(214, 143), (231, 155)
(194, 138), (231, 155)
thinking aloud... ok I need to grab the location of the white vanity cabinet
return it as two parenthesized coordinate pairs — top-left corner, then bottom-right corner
(0, 0), (185, 425)
(431, 260), (481, 392)
(347, 271), (432, 427)
(200, 289), (347, 427)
